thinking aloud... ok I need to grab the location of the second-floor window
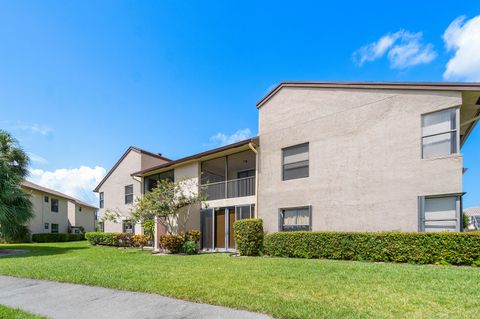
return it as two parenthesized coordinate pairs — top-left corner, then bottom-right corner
(421, 108), (458, 159)
(125, 185), (134, 204)
(282, 143), (309, 180)
(99, 192), (104, 208)
(51, 198), (59, 212)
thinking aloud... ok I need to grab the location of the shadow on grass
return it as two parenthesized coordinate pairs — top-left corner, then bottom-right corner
(0, 243), (89, 259)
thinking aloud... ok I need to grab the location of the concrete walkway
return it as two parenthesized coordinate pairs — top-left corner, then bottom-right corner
(0, 276), (272, 319)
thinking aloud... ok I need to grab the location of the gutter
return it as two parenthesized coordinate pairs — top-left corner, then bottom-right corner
(248, 142), (259, 218)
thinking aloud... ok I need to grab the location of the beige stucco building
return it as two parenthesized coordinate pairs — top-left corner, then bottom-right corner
(22, 180), (97, 235)
(94, 147), (170, 233)
(100, 82), (480, 250)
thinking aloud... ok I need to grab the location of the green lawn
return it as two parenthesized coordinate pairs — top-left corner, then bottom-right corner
(0, 305), (46, 319)
(0, 241), (479, 319)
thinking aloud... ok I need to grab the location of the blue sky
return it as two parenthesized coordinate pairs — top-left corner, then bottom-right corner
(1, 1), (479, 207)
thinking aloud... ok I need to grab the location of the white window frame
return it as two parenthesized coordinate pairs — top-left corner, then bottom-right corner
(99, 192), (104, 208)
(125, 185), (134, 204)
(421, 107), (460, 159)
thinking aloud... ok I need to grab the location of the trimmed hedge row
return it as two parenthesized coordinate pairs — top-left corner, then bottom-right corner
(32, 233), (85, 243)
(85, 232), (148, 248)
(264, 231), (480, 266)
(233, 219), (263, 256)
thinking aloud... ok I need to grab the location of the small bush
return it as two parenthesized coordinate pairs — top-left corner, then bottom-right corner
(233, 219), (264, 256)
(264, 231), (480, 266)
(117, 233), (134, 247)
(181, 240), (198, 255)
(85, 232), (120, 246)
(185, 230), (201, 243)
(159, 234), (185, 253)
(1, 225), (31, 243)
(132, 234), (148, 248)
(31, 233), (84, 243)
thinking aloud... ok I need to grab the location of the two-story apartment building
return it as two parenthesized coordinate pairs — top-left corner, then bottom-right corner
(94, 146), (170, 233)
(22, 180), (97, 234)
(102, 82), (480, 251)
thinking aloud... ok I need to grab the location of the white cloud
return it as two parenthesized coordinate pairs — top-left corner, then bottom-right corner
(207, 128), (252, 146)
(443, 15), (480, 81)
(28, 166), (106, 206)
(9, 123), (53, 136)
(354, 30), (436, 69)
(27, 152), (48, 165)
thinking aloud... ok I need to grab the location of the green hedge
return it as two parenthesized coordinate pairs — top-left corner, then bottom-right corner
(85, 232), (120, 246)
(264, 231), (480, 266)
(31, 233), (85, 243)
(233, 219), (264, 256)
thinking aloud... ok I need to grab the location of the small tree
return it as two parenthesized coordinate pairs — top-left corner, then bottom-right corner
(130, 178), (205, 235)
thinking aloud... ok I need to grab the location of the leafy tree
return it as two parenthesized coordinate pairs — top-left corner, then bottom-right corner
(131, 178), (205, 235)
(0, 130), (33, 241)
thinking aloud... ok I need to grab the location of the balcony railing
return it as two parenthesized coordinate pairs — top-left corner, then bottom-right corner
(202, 176), (255, 201)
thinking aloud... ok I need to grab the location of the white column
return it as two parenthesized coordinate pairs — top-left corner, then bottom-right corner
(153, 215), (160, 253)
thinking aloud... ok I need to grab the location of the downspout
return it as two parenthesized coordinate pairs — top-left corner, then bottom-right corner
(248, 142), (259, 218)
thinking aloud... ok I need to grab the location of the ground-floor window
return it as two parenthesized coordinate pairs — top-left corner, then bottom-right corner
(99, 221), (104, 232)
(44, 223), (49, 230)
(51, 223), (59, 234)
(279, 206), (312, 231)
(419, 194), (462, 232)
(122, 220), (134, 234)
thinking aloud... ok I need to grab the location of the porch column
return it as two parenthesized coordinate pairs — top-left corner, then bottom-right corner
(153, 215), (160, 253)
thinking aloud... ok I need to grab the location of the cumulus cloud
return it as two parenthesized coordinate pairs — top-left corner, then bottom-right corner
(443, 15), (480, 81)
(353, 30), (437, 69)
(207, 128), (252, 146)
(28, 166), (106, 206)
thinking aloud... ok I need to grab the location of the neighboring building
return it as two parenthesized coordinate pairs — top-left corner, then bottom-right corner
(464, 206), (480, 231)
(110, 82), (479, 251)
(93, 147), (170, 233)
(21, 180), (97, 235)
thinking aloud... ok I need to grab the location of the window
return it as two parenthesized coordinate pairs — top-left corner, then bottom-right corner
(144, 170), (175, 192)
(236, 204), (255, 220)
(79, 206), (82, 212)
(99, 192), (104, 208)
(44, 223), (49, 230)
(51, 198), (59, 212)
(422, 108), (458, 159)
(125, 185), (134, 204)
(51, 223), (59, 234)
(279, 206), (311, 231)
(99, 221), (105, 232)
(123, 220), (134, 234)
(419, 195), (461, 232)
(44, 196), (49, 203)
(282, 143), (309, 180)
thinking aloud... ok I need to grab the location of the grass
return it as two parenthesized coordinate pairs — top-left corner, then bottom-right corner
(0, 305), (46, 319)
(0, 242), (479, 319)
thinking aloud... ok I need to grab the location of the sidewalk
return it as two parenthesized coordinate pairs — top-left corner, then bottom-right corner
(0, 276), (272, 319)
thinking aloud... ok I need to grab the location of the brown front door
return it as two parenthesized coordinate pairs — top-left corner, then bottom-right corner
(229, 208), (235, 249)
(215, 209), (225, 249)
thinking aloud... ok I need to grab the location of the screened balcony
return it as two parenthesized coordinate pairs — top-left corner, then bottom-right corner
(200, 150), (256, 201)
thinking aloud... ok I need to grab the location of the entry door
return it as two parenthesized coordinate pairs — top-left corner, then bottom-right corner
(215, 209), (226, 249)
(228, 208), (236, 249)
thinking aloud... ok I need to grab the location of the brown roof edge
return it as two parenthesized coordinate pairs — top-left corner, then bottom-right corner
(93, 146), (171, 192)
(132, 137), (259, 177)
(256, 81), (480, 108)
(22, 180), (98, 210)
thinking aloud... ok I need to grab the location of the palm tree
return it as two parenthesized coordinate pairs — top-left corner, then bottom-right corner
(0, 130), (33, 241)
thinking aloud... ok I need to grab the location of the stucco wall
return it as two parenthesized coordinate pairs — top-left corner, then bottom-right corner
(69, 204), (96, 233)
(258, 87), (463, 233)
(26, 190), (70, 234)
(174, 162), (201, 231)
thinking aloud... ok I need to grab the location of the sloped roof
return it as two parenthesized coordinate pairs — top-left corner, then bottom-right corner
(465, 206), (480, 217)
(93, 146), (171, 192)
(21, 180), (98, 210)
(257, 81), (480, 108)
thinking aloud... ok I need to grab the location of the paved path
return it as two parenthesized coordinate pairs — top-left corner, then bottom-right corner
(0, 276), (272, 319)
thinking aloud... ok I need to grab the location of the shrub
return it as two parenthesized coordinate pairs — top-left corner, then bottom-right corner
(31, 233), (84, 243)
(264, 231), (480, 266)
(185, 230), (201, 243)
(143, 220), (155, 241)
(181, 240), (198, 255)
(233, 219), (264, 256)
(85, 232), (120, 246)
(1, 225), (31, 243)
(159, 234), (185, 253)
(117, 233), (134, 247)
(132, 234), (148, 248)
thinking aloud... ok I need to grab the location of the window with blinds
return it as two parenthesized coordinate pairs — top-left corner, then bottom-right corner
(280, 206), (311, 231)
(419, 195), (461, 232)
(282, 143), (309, 180)
(421, 108), (458, 159)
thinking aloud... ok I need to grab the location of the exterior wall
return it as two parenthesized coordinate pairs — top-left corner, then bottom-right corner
(26, 190), (69, 234)
(258, 87), (463, 233)
(98, 151), (142, 233)
(174, 162), (201, 231)
(68, 204), (96, 233)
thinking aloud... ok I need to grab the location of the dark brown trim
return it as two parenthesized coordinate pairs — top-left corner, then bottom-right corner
(257, 81), (480, 108)
(93, 146), (170, 192)
(132, 137), (260, 177)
